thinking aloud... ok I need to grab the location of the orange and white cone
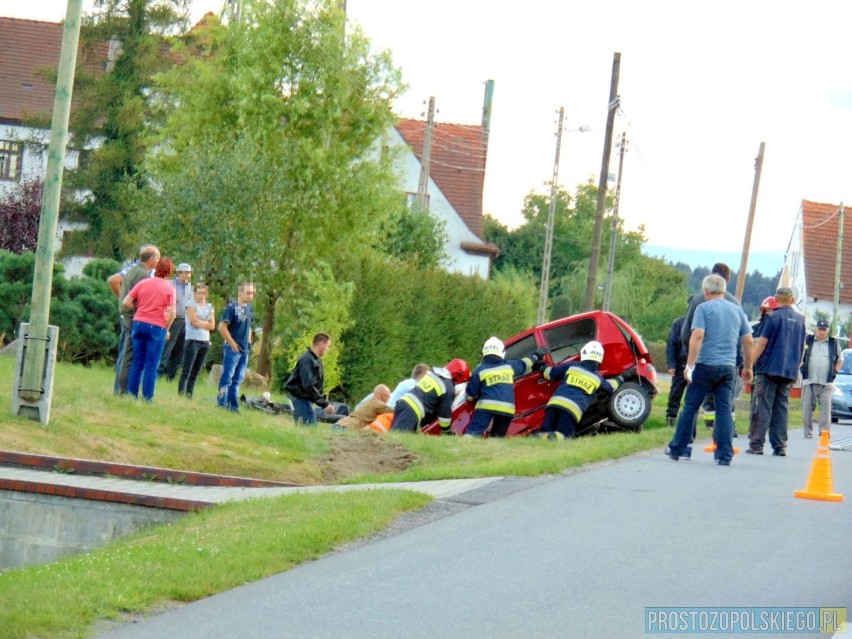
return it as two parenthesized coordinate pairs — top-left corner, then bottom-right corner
(794, 430), (844, 502)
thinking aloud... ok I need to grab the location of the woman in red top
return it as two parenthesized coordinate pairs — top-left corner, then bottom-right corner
(122, 258), (176, 402)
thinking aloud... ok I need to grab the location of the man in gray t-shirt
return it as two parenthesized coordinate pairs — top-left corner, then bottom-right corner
(666, 274), (754, 465)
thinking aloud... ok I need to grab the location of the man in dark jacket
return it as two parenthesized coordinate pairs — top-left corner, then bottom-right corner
(464, 336), (538, 438)
(747, 287), (806, 456)
(800, 318), (843, 438)
(665, 315), (687, 427)
(284, 332), (335, 425)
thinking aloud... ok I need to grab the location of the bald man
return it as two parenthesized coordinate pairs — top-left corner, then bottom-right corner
(336, 384), (393, 430)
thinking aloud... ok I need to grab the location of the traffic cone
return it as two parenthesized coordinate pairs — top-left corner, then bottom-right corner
(794, 431), (844, 502)
(703, 441), (740, 454)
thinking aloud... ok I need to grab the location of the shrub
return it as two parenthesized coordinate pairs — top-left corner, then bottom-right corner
(0, 250), (118, 362)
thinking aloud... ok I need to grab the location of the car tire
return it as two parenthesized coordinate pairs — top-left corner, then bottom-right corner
(608, 381), (651, 431)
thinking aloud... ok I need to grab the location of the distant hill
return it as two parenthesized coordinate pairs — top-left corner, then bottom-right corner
(642, 245), (784, 277)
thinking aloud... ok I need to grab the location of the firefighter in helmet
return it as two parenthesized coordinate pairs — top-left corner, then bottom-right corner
(535, 340), (623, 440)
(465, 336), (542, 437)
(391, 359), (470, 434)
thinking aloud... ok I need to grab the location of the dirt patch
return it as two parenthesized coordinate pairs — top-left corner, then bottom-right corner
(317, 434), (417, 482)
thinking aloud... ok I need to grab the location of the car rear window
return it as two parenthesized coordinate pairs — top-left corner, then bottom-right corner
(543, 318), (596, 363)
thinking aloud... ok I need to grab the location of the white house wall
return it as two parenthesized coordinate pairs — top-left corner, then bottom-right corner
(385, 129), (490, 279)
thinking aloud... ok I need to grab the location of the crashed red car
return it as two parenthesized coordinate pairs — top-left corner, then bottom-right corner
(424, 310), (659, 437)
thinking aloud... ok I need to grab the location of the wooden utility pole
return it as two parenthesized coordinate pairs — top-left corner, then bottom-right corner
(13, 0), (83, 425)
(537, 108), (565, 325)
(603, 132), (627, 312)
(584, 52), (621, 311)
(833, 203), (845, 333)
(416, 96), (435, 211)
(735, 142), (765, 301)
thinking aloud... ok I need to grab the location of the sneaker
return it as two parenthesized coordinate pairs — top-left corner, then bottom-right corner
(804, 433), (813, 439)
(716, 460), (731, 466)
(664, 447), (680, 461)
(745, 448), (763, 455)
(772, 449), (786, 456)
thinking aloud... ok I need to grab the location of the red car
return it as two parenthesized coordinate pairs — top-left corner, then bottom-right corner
(424, 310), (659, 437)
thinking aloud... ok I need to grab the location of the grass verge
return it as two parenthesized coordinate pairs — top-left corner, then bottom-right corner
(0, 490), (430, 639)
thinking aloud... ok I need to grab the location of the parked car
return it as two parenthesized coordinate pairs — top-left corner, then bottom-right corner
(424, 310), (659, 437)
(830, 349), (852, 422)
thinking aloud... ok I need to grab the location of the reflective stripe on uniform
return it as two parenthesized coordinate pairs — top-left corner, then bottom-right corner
(476, 399), (515, 415)
(400, 394), (425, 421)
(566, 368), (601, 394)
(479, 365), (515, 386)
(546, 395), (583, 421)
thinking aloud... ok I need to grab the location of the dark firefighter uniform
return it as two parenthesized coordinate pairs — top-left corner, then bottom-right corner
(539, 360), (620, 438)
(391, 369), (455, 433)
(465, 354), (535, 437)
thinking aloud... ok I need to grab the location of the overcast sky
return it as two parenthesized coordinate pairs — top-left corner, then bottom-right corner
(8, 0), (852, 266)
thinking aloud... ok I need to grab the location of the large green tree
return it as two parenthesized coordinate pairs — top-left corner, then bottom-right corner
(144, 0), (405, 377)
(61, 0), (190, 259)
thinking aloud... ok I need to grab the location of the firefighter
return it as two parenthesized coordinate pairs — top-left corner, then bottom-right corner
(390, 359), (471, 434)
(465, 337), (541, 437)
(535, 340), (623, 440)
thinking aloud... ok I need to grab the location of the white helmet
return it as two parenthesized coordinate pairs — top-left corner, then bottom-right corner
(580, 340), (604, 363)
(482, 336), (505, 358)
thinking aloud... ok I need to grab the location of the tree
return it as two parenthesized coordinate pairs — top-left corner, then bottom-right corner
(60, 0), (190, 259)
(0, 179), (42, 254)
(145, 1), (405, 378)
(485, 179), (646, 318)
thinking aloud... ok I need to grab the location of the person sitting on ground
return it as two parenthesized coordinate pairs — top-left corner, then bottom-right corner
(336, 384), (393, 431)
(464, 337), (540, 438)
(535, 340), (622, 441)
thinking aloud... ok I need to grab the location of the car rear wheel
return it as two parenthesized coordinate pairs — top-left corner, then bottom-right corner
(608, 381), (651, 431)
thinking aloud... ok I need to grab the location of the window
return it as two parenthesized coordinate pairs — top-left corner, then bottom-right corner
(0, 140), (23, 181)
(542, 318), (597, 364)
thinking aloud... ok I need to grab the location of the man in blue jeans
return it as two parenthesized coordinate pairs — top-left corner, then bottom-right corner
(666, 274), (753, 466)
(284, 332), (336, 425)
(217, 281), (255, 412)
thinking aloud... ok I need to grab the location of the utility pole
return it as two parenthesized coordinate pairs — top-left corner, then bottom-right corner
(735, 142), (765, 301)
(13, 0), (83, 424)
(833, 203), (845, 333)
(603, 132), (627, 312)
(416, 96), (435, 211)
(584, 52), (621, 311)
(537, 108), (565, 325)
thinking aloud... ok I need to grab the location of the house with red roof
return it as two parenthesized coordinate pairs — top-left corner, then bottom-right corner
(392, 113), (499, 278)
(2, 15), (498, 277)
(782, 199), (852, 333)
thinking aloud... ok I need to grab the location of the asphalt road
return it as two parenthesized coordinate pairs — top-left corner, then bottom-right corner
(94, 424), (852, 639)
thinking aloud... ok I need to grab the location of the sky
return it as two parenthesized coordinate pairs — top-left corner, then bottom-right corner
(7, 1), (852, 273)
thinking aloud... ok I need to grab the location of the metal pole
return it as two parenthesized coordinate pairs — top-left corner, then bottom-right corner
(735, 142), (765, 301)
(17, 0), (83, 412)
(537, 107), (564, 325)
(583, 52), (621, 311)
(416, 96), (435, 211)
(603, 132), (627, 312)
(833, 203), (844, 333)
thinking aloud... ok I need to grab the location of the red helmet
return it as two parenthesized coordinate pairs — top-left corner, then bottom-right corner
(760, 296), (778, 313)
(445, 358), (471, 384)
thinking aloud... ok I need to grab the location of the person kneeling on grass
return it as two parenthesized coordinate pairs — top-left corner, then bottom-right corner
(534, 340), (622, 441)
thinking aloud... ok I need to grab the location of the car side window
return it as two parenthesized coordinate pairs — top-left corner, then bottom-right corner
(504, 335), (538, 363)
(543, 318), (596, 364)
